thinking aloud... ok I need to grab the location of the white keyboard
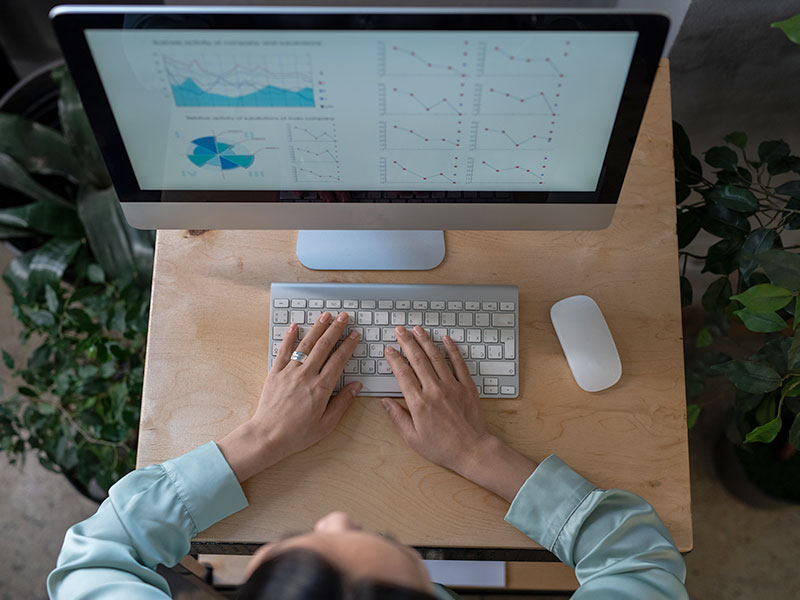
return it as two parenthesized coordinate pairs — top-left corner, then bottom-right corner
(268, 283), (519, 398)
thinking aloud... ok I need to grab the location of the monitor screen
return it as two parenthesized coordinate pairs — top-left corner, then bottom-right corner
(84, 29), (637, 192)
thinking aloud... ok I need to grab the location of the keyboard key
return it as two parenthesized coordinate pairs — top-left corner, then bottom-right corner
(465, 301), (480, 310)
(343, 300), (359, 308)
(484, 385), (499, 395)
(430, 301), (445, 310)
(424, 312), (440, 326)
(470, 345), (486, 359)
(482, 302), (498, 311)
(492, 313), (515, 327)
(484, 377), (499, 386)
(344, 359), (359, 374)
(488, 345), (502, 359)
(309, 299), (324, 308)
(343, 376), (401, 394)
(501, 386), (516, 395)
(447, 301), (463, 311)
(483, 329), (499, 343)
(467, 329), (481, 343)
(357, 311), (373, 325)
(413, 301), (428, 310)
(297, 326), (311, 340)
(307, 310), (322, 323)
(432, 328), (447, 342)
(458, 313), (473, 327)
(374, 311), (390, 325)
(475, 313), (490, 327)
(273, 326), (289, 340)
(273, 309), (289, 324)
(365, 327), (380, 341)
(449, 328), (465, 342)
(441, 313), (456, 326)
(326, 299), (342, 309)
(391, 312), (406, 325)
(290, 310), (305, 324)
(353, 343), (367, 358)
(271, 342), (281, 356)
(361, 300), (376, 309)
(408, 312), (423, 325)
(360, 359), (376, 374)
(377, 359), (392, 374)
(396, 300), (411, 309)
(273, 298), (289, 308)
(456, 344), (469, 359)
(382, 328), (397, 341)
(369, 343), (384, 358)
(500, 302), (515, 311)
(465, 361), (478, 375)
(378, 300), (393, 309)
(501, 329), (516, 359)
(480, 362), (516, 376)
(291, 299), (307, 308)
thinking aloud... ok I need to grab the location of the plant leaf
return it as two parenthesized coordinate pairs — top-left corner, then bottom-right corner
(0, 200), (83, 237)
(782, 376), (800, 398)
(703, 239), (742, 275)
(711, 360), (782, 393)
(680, 276), (692, 307)
(705, 146), (738, 172)
(2, 249), (35, 299)
(724, 131), (748, 149)
(0, 113), (78, 176)
(696, 327), (712, 348)
(87, 263), (105, 283)
(76, 186), (138, 281)
(756, 250), (800, 291)
(744, 416), (782, 444)
(702, 276), (732, 312)
(706, 185), (759, 213)
(44, 284), (60, 314)
(738, 229), (777, 283)
(734, 308), (787, 333)
(687, 404), (701, 428)
(0, 153), (73, 208)
(0, 224), (36, 240)
(702, 203), (750, 241)
(789, 329), (800, 371)
(677, 208), (702, 248)
(29, 237), (82, 286)
(730, 283), (793, 312)
(758, 140), (790, 164)
(789, 413), (800, 450)
(772, 14), (800, 45)
(55, 70), (111, 189)
(2, 349), (14, 369)
(775, 180), (800, 197)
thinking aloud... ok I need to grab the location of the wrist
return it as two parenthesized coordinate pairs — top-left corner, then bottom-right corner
(218, 419), (284, 482)
(454, 435), (538, 503)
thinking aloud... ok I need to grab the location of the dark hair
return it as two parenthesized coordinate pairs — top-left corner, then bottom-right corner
(237, 548), (436, 600)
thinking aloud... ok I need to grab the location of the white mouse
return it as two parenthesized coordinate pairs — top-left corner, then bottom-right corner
(550, 295), (622, 392)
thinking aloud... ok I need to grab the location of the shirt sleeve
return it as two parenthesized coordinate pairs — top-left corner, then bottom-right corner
(47, 441), (248, 599)
(505, 455), (688, 600)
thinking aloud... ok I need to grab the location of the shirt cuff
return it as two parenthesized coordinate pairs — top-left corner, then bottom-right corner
(162, 441), (249, 533)
(504, 454), (598, 552)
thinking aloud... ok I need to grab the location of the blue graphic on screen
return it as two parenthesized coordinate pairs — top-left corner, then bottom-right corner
(164, 55), (314, 107)
(188, 136), (255, 170)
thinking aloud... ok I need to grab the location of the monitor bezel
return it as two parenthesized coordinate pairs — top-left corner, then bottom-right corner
(50, 6), (668, 209)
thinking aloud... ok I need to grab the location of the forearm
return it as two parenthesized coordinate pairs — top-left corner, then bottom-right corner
(454, 435), (538, 503)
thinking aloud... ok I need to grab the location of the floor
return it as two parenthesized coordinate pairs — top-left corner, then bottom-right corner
(2, 239), (800, 599)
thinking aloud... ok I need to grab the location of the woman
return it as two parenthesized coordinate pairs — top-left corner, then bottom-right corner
(48, 311), (689, 599)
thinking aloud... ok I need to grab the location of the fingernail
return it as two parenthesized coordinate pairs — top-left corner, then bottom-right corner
(289, 323), (297, 332)
(443, 335), (452, 345)
(349, 330), (360, 339)
(320, 311), (331, 323)
(385, 346), (396, 355)
(380, 398), (391, 412)
(413, 326), (425, 337)
(337, 312), (349, 322)
(352, 383), (363, 395)
(395, 326), (408, 337)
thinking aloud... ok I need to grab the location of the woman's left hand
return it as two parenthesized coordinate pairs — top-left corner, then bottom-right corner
(219, 311), (362, 481)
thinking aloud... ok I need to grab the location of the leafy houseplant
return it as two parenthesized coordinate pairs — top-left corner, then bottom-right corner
(0, 67), (154, 501)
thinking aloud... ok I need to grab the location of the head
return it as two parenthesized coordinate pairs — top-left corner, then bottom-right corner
(238, 511), (436, 599)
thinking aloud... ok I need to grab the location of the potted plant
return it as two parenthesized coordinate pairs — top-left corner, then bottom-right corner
(675, 13), (800, 503)
(0, 66), (154, 502)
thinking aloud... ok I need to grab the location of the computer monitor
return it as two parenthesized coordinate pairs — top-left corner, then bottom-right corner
(50, 5), (668, 270)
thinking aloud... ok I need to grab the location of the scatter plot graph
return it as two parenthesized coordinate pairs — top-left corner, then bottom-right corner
(380, 156), (460, 185)
(378, 83), (467, 116)
(380, 120), (464, 150)
(378, 40), (471, 77)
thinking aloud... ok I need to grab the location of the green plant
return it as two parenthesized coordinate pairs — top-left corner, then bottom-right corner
(0, 67), (153, 499)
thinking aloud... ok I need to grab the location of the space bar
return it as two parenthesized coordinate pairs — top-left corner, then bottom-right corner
(343, 376), (402, 395)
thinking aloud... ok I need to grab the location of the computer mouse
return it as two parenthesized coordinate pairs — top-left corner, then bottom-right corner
(550, 295), (622, 392)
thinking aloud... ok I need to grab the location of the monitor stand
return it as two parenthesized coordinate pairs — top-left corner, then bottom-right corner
(296, 230), (445, 270)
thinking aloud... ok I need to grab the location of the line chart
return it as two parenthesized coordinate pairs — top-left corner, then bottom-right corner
(380, 156), (460, 184)
(380, 121), (464, 150)
(290, 146), (339, 163)
(378, 83), (466, 116)
(473, 83), (562, 116)
(467, 157), (547, 184)
(287, 124), (337, 143)
(378, 40), (470, 77)
(293, 164), (341, 183)
(477, 40), (570, 77)
(163, 54), (314, 107)
(479, 127), (553, 148)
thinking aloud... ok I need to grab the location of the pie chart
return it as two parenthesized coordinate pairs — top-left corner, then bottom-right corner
(187, 136), (255, 170)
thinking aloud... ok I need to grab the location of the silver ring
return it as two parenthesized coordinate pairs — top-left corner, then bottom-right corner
(290, 350), (308, 364)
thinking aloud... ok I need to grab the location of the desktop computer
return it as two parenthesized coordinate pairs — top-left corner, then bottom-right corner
(50, 5), (668, 396)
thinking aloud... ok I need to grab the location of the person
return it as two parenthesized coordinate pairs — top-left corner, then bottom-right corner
(48, 311), (689, 599)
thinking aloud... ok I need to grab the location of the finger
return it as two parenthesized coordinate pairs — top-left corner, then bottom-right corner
(304, 311), (351, 372)
(411, 326), (452, 381)
(319, 329), (361, 386)
(322, 382), (362, 429)
(395, 326), (438, 387)
(288, 312), (333, 366)
(443, 335), (473, 385)
(385, 345), (422, 397)
(380, 398), (417, 443)
(272, 323), (298, 371)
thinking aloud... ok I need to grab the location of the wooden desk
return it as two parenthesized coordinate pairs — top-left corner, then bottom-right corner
(138, 59), (692, 559)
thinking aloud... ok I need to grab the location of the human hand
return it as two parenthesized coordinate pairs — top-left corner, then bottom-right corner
(219, 312), (362, 481)
(381, 325), (537, 502)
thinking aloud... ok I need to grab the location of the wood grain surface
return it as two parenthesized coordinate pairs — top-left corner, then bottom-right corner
(138, 59), (692, 553)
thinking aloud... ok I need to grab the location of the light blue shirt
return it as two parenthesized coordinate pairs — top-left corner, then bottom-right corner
(47, 442), (688, 599)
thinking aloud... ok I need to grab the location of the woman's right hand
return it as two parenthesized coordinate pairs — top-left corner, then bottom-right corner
(382, 325), (538, 502)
